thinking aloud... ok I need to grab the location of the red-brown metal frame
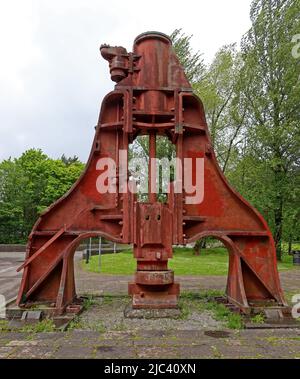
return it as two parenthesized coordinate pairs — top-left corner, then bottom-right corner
(16, 32), (287, 314)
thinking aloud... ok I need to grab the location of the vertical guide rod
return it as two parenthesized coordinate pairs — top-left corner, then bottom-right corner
(148, 131), (157, 203)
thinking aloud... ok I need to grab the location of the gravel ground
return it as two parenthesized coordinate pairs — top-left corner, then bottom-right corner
(77, 297), (222, 332)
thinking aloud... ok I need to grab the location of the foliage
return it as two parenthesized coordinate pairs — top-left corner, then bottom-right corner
(235, 0), (300, 259)
(0, 149), (84, 243)
(194, 1), (300, 259)
(194, 45), (246, 173)
(170, 28), (206, 83)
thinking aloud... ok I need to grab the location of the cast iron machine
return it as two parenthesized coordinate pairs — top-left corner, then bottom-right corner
(16, 32), (287, 315)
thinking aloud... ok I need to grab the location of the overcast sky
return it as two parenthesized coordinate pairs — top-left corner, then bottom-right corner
(0, 0), (252, 162)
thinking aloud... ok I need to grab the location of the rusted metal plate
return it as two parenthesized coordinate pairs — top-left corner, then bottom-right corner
(132, 293), (179, 309)
(135, 271), (174, 285)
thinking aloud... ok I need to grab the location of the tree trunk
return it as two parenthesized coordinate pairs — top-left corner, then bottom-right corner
(193, 238), (206, 256)
(288, 234), (292, 255)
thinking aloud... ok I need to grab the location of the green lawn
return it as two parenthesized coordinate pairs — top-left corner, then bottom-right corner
(82, 247), (295, 276)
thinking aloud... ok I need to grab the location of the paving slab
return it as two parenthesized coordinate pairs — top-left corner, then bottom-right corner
(0, 346), (16, 358)
(0, 327), (299, 359)
(53, 345), (94, 359)
(94, 346), (138, 359)
(12, 346), (55, 359)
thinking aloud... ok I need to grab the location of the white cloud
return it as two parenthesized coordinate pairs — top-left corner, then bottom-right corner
(0, 0), (252, 162)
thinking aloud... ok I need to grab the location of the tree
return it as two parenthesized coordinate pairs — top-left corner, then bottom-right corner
(0, 159), (24, 243)
(61, 154), (80, 166)
(194, 45), (246, 173)
(170, 28), (206, 83)
(237, 0), (300, 259)
(0, 149), (84, 243)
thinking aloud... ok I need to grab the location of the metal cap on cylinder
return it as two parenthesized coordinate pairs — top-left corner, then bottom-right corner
(134, 31), (172, 45)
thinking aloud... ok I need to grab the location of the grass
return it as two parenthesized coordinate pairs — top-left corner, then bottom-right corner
(83, 247), (295, 276)
(181, 291), (244, 329)
(20, 318), (56, 333)
(82, 295), (96, 310)
(198, 299), (244, 329)
(0, 319), (10, 332)
(67, 315), (106, 333)
(0, 317), (56, 334)
(251, 314), (265, 324)
(67, 315), (85, 331)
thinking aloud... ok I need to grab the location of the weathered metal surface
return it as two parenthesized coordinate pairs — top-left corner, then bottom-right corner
(16, 31), (287, 314)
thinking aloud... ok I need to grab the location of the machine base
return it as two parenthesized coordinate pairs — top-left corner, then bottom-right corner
(128, 282), (180, 309)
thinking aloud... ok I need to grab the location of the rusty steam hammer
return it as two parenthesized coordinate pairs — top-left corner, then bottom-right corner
(16, 32), (287, 314)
